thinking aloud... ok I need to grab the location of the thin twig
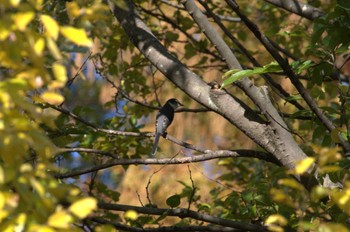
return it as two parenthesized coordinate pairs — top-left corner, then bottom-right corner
(186, 165), (196, 212)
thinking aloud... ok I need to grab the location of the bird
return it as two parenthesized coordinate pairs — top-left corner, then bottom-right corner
(151, 98), (183, 156)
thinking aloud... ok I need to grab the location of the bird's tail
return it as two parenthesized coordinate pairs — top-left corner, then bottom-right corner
(151, 133), (161, 156)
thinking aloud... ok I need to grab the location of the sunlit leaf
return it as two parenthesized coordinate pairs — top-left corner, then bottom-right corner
(28, 225), (55, 232)
(41, 15), (59, 40)
(311, 186), (330, 202)
(270, 188), (294, 207)
(265, 214), (288, 225)
(331, 185), (350, 216)
(40, 91), (64, 105)
(124, 210), (138, 220)
(10, 0), (20, 7)
(66, 2), (81, 18)
(60, 26), (93, 47)
(295, 157), (315, 175)
(52, 62), (67, 86)
(0, 21), (10, 41)
(47, 210), (73, 229)
(319, 165), (341, 173)
(221, 62), (282, 88)
(13, 12), (35, 31)
(69, 197), (97, 219)
(47, 37), (62, 60)
(278, 178), (304, 191)
(319, 223), (350, 232)
(34, 37), (45, 56)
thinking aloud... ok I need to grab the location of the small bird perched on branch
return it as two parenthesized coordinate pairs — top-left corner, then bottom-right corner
(151, 98), (183, 156)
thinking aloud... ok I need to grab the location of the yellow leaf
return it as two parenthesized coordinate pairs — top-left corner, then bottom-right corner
(52, 63), (67, 84)
(47, 210), (73, 229)
(66, 2), (81, 18)
(270, 188), (295, 208)
(47, 37), (62, 60)
(319, 165), (341, 173)
(0, 21), (10, 41)
(13, 12), (35, 31)
(33, 0), (43, 10)
(30, 178), (45, 198)
(295, 157), (315, 175)
(278, 178), (304, 191)
(0, 192), (5, 209)
(311, 186), (329, 202)
(40, 91), (64, 105)
(14, 213), (26, 232)
(265, 214), (288, 232)
(319, 223), (350, 232)
(60, 26), (92, 47)
(41, 15), (59, 40)
(265, 214), (288, 226)
(28, 225), (55, 232)
(124, 210), (138, 220)
(69, 197), (97, 219)
(331, 187), (350, 215)
(10, 0), (20, 7)
(34, 37), (45, 56)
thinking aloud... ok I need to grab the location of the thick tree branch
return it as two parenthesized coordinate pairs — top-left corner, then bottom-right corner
(225, 0), (350, 153)
(107, 1), (281, 158)
(159, 0), (241, 22)
(198, 0), (304, 110)
(182, 0), (308, 171)
(90, 217), (241, 232)
(97, 202), (268, 231)
(262, 0), (325, 20)
(55, 149), (279, 179)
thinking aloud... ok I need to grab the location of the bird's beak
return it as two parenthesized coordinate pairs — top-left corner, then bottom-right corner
(178, 101), (184, 106)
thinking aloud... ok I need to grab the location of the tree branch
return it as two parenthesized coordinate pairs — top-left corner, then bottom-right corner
(107, 0), (279, 159)
(97, 202), (268, 231)
(225, 0), (350, 153)
(262, 0), (325, 20)
(198, 0), (304, 110)
(54, 149), (279, 179)
(183, 0), (308, 172)
(90, 217), (244, 231)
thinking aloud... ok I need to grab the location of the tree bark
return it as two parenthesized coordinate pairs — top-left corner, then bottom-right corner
(107, 0), (318, 188)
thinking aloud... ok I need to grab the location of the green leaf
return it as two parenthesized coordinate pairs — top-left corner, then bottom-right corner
(291, 60), (313, 74)
(338, 0), (350, 10)
(221, 62), (282, 88)
(166, 194), (181, 208)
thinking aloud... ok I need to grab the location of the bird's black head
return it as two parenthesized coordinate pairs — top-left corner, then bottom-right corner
(166, 98), (183, 109)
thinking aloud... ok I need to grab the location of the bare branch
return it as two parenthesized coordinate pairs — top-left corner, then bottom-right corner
(54, 149), (279, 179)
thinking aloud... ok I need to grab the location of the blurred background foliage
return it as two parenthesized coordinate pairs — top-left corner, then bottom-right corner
(0, 0), (349, 231)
